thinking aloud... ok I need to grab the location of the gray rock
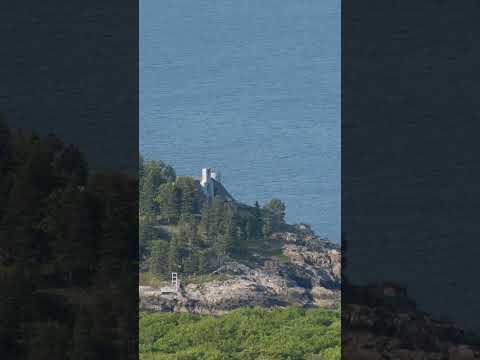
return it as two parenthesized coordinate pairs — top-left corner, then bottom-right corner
(343, 283), (480, 359)
(139, 229), (341, 314)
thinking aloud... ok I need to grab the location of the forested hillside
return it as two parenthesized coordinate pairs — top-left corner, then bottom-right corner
(139, 158), (341, 360)
(139, 156), (289, 280)
(0, 117), (137, 359)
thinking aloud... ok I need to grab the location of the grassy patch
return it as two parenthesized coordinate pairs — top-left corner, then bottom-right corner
(140, 272), (169, 287)
(140, 307), (340, 360)
(183, 272), (231, 285)
(231, 239), (287, 267)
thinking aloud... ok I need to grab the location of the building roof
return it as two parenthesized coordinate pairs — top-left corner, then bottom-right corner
(210, 178), (235, 202)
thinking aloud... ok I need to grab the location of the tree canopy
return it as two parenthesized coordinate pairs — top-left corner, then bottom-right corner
(140, 307), (340, 360)
(0, 120), (137, 359)
(139, 159), (290, 279)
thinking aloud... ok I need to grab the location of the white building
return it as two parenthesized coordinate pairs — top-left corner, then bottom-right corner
(199, 167), (234, 202)
(200, 168), (218, 199)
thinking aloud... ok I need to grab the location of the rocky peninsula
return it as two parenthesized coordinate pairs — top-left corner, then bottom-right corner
(139, 224), (341, 314)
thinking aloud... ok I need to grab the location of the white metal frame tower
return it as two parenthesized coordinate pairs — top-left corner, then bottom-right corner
(171, 272), (178, 290)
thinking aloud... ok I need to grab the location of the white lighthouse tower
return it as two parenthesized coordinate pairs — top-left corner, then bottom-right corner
(200, 168), (222, 199)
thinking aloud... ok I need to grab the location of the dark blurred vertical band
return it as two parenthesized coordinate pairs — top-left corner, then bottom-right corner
(343, 0), (480, 358)
(0, 2), (138, 359)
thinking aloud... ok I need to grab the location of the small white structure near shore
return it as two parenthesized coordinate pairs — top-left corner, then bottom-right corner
(160, 272), (179, 294)
(198, 167), (236, 203)
(200, 168), (221, 199)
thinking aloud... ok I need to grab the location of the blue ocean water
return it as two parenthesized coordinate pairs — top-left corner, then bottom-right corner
(140, 0), (340, 242)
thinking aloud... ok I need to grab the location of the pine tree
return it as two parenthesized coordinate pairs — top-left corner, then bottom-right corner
(262, 209), (273, 242)
(44, 186), (95, 285)
(222, 205), (236, 255)
(264, 198), (286, 231)
(2, 137), (53, 277)
(197, 250), (207, 274)
(215, 233), (227, 266)
(177, 214), (201, 274)
(146, 240), (169, 276)
(72, 310), (96, 360)
(235, 225), (245, 254)
(210, 197), (225, 236)
(253, 201), (262, 239)
(168, 234), (180, 272)
(90, 174), (137, 287)
(199, 204), (212, 245)
(140, 160), (176, 216)
(245, 218), (253, 241)
(156, 182), (180, 223)
(176, 177), (196, 215)
(139, 168), (156, 217)
(55, 144), (88, 186)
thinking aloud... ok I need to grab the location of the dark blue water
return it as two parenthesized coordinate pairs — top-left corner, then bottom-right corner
(140, 0), (340, 242)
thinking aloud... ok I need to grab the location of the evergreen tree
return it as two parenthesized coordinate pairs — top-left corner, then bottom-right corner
(71, 310), (97, 360)
(156, 182), (180, 223)
(199, 200), (217, 246)
(197, 250), (207, 273)
(138, 217), (156, 262)
(210, 197), (225, 237)
(235, 225), (245, 254)
(140, 171), (156, 217)
(176, 176), (197, 215)
(214, 233), (227, 266)
(176, 214), (200, 273)
(168, 234), (180, 272)
(245, 218), (253, 241)
(253, 201), (263, 238)
(222, 205), (236, 254)
(199, 204), (212, 244)
(262, 208), (273, 241)
(264, 198), (286, 231)
(0, 122), (139, 359)
(146, 240), (169, 276)
(28, 321), (72, 360)
(55, 144), (88, 186)
(140, 160), (176, 216)
(39, 186), (95, 285)
(2, 137), (54, 276)
(88, 173), (137, 288)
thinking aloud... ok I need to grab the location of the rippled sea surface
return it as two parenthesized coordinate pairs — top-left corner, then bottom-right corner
(140, 0), (340, 242)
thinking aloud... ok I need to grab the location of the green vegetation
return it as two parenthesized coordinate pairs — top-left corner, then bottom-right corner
(139, 158), (340, 360)
(0, 117), (137, 359)
(140, 307), (340, 360)
(139, 159), (340, 359)
(139, 156), (288, 281)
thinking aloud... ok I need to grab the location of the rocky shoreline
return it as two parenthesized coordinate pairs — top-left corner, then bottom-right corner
(139, 224), (480, 358)
(139, 225), (341, 314)
(342, 282), (480, 359)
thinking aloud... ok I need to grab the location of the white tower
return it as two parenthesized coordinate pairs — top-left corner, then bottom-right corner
(201, 168), (221, 199)
(171, 272), (179, 291)
(201, 168), (211, 186)
(210, 169), (221, 182)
